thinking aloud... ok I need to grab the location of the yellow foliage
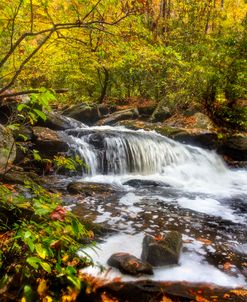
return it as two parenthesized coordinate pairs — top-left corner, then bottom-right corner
(37, 278), (48, 298)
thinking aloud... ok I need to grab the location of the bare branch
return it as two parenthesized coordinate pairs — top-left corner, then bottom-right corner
(0, 88), (69, 99)
(82, 0), (103, 21)
(0, 30), (54, 95)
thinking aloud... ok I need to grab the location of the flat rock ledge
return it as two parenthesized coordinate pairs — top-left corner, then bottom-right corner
(81, 279), (247, 302)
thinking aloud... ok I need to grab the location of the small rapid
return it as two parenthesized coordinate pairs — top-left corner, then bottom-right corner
(66, 125), (227, 175)
(61, 124), (247, 288)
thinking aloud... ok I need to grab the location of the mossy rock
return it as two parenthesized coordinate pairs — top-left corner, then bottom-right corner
(141, 231), (182, 266)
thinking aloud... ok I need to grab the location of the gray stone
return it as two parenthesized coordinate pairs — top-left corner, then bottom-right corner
(63, 103), (109, 125)
(107, 252), (153, 276)
(141, 231), (182, 266)
(33, 126), (68, 158)
(150, 105), (172, 122)
(37, 112), (87, 130)
(98, 108), (139, 125)
(123, 179), (169, 188)
(218, 133), (247, 161)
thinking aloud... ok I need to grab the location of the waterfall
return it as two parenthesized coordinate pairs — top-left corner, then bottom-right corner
(65, 126), (227, 176)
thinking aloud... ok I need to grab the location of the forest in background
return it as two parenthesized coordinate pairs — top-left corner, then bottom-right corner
(0, 1), (247, 301)
(0, 0), (246, 129)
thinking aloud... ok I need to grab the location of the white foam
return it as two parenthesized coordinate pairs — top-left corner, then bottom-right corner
(80, 233), (246, 288)
(177, 197), (242, 223)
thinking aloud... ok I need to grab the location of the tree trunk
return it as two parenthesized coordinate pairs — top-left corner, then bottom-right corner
(98, 67), (109, 103)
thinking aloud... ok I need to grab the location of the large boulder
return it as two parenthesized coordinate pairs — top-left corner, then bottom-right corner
(0, 124), (16, 172)
(107, 252), (153, 276)
(150, 104), (172, 122)
(63, 103), (109, 125)
(33, 126), (68, 158)
(0, 169), (42, 185)
(141, 231), (182, 266)
(97, 108), (139, 125)
(37, 112), (87, 130)
(118, 120), (219, 150)
(218, 133), (247, 161)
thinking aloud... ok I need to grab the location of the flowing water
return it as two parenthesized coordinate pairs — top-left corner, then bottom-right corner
(63, 125), (247, 287)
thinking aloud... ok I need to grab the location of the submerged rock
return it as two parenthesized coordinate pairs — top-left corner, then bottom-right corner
(107, 252), (153, 276)
(67, 182), (116, 196)
(123, 179), (169, 188)
(141, 231), (182, 266)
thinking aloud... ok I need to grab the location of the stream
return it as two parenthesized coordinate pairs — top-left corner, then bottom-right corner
(62, 125), (247, 288)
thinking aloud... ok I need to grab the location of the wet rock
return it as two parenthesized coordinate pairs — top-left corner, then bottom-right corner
(67, 182), (116, 196)
(33, 126), (69, 157)
(0, 124), (16, 172)
(190, 112), (214, 130)
(98, 108), (139, 125)
(88, 133), (105, 150)
(63, 103), (109, 125)
(0, 169), (42, 185)
(218, 133), (247, 161)
(150, 105), (172, 122)
(107, 252), (153, 276)
(86, 280), (247, 302)
(141, 231), (182, 266)
(13, 126), (34, 141)
(0, 100), (18, 125)
(119, 120), (219, 150)
(137, 102), (156, 117)
(37, 112), (86, 130)
(123, 179), (169, 188)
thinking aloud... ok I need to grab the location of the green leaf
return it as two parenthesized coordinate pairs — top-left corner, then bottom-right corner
(7, 123), (20, 131)
(72, 219), (79, 235)
(40, 261), (51, 273)
(24, 231), (32, 239)
(23, 285), (33, 302)
(26, 256), (41, 269)
(18, 134), (28, 141)
(65, 266), (77, 275)
(27, 238), (34, 252)
(55, 263), (62, 273)
(32, 109), (47, 121)
(35, 243), (47, 259)
(67, 275), (81, 290)
(17, 104), (29, 111)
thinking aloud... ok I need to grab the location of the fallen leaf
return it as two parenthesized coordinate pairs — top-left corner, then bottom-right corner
(230, 289), (247, 296)
(197, 237), (212, 245)
(196, 295), (210, 302)
(154, 234), (164, 241)
(101, 293), (118, 302)
(223, 262), (233, 270)
(160, 296), (172, 302)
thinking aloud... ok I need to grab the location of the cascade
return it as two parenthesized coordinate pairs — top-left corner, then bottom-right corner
(63, 124), (247, 288)
(65, 125), (227, 176)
